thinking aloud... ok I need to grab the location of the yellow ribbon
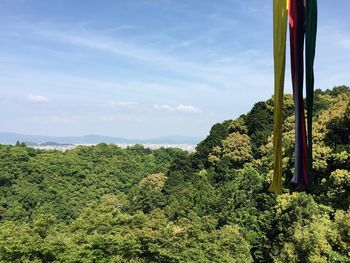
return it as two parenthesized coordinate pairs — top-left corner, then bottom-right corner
(269, 0), (288, 194)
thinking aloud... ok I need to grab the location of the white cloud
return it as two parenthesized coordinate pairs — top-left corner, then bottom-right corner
(175, 105), (201, 113)
(26, 94), (49, 103)
(153, 104), (200, 113)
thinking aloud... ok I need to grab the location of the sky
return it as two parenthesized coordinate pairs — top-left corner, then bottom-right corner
(0, 0), (349, 139)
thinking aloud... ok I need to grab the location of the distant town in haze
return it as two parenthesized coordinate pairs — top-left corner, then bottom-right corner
(0, 132), (203, 151)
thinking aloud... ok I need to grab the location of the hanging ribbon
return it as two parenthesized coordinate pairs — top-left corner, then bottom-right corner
(289, 0), (309, 186)
(271, 0), (317, 193)
(269, 0), (288, 194)
(305, 0), (318, 187)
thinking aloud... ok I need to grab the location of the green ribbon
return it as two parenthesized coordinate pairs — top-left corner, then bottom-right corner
(305, 0), (317, 188)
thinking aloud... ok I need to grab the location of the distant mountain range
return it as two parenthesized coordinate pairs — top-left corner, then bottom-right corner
(0, 132), (204, 145)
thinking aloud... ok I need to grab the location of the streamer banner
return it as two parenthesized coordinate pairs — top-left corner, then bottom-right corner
(289, 0), (309, 186)
(305, 0), (318, 187)
(269, 0), (288, 194)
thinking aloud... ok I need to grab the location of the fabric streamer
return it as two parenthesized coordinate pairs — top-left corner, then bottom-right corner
(269, 0), (288, 194)
(305, 0), (317, 187)
(289, 0), (309, 186)
(271, 0), (317, 193)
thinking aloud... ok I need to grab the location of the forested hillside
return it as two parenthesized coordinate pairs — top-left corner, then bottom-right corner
(0, 86), (349, 262)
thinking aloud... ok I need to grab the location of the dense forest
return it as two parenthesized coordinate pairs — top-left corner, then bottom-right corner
(0, 86), (349, 262)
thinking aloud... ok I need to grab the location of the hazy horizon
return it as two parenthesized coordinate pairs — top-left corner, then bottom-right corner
(1, 0), (349, 138)
(0, 130), (203, 140)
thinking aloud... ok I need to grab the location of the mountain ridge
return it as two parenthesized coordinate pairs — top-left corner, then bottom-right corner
(0, 132), (204, 145)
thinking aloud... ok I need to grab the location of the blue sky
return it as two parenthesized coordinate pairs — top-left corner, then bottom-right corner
(0, 0), (349, 138)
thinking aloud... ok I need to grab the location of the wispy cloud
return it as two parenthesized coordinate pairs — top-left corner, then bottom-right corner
(0, 18), (274, 99)
(153, 104), (201, 113)
(32, 24), (271, 89)
(38, 29), (183, 66)
(26, 94), (49, 103)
